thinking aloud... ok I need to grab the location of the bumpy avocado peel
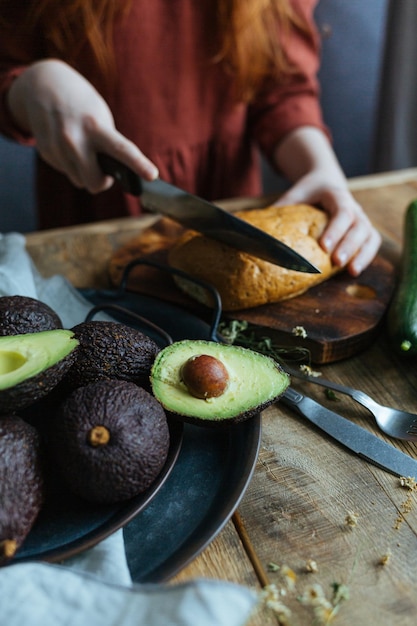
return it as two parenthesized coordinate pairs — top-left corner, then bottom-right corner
(0, 298), (174, 563)
(150, 339), (290, 424)
(0, 295), (63, 336)
(63, 320), (160, 390)
(0, 415), (44, 564)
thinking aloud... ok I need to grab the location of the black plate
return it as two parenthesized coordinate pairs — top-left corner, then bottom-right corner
(15, 291), (261, 583)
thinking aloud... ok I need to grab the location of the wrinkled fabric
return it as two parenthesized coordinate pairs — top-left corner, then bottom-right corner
(0, 563), (257, 626)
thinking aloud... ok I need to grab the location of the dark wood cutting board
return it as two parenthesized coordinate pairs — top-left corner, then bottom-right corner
(108, 218), (396, 364)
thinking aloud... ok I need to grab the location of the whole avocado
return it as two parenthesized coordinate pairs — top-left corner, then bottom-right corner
(0, 295), (62, 335)
(63, 320), (160, 390)
(0, 415), (44, 563)
(48, 379), (170, 503)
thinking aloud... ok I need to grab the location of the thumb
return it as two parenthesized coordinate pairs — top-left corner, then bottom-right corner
(273, 184), (308, 206)
(273, 177), (319, 207)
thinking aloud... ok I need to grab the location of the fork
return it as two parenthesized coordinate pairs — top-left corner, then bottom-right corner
(285, 365), (417, 442)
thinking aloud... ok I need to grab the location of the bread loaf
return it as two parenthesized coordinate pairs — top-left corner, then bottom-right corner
(168, 204), (340, 311)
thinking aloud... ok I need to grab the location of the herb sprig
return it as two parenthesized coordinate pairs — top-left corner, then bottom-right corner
(218, 319), (311, 366)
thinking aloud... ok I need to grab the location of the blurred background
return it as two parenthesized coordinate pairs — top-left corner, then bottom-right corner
(0, 0), (408, 233)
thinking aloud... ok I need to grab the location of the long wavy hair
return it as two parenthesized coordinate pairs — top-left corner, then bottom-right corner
(0, 0), (307, 101)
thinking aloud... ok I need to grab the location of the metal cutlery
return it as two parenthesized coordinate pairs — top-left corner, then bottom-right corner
(286, 365), (417, 442)
(281, 387), (417, 477)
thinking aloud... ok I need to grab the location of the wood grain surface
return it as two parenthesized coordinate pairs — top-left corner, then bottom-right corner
(24, 168), (417, 626)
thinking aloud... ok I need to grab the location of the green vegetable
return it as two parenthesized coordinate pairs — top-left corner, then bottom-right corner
(387, 198), (417, 355)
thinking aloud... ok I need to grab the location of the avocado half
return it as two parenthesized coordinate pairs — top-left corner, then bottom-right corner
(0, 329), (79, 413)
(150, 339), (289, 425)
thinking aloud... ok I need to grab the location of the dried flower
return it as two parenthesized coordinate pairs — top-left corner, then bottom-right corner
(292, 326), (307, 338)
(378, 551), (391, 566)
(399, 476), (416, 490)
(331, 582), (350, 605)
(300, 582), (349, 624)
(260, 584), (292, 623)
(299, 364), (322, 378)
(305, 559), (318, 573)
(267, 561), (280, 572)
(281, 564), (297, 591)
(345, 511), (359, 528)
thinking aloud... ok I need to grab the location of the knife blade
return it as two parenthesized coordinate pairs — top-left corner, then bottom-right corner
(97, 153), (320, 273)
(281, 387), (417, 478)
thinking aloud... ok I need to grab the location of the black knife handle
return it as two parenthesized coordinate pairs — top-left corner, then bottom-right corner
(97, 153), (142, 196)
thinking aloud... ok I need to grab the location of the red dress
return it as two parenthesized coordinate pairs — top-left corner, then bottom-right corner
(0, 0), (326, 229)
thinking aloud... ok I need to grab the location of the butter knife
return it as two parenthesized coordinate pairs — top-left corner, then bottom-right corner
(97, 153), (320, 273)
(281, 387), (417, 477)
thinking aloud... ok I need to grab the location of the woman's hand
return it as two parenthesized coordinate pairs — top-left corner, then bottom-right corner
(7, 59), (158, 193)
(273, 126), (381, 276)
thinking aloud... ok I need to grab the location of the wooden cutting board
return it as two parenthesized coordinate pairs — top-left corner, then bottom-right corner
(108, 217), (396, 364)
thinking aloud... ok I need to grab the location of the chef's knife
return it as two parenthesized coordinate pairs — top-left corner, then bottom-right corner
(281, 387), (417, 477)
(97, 153), (320, 273)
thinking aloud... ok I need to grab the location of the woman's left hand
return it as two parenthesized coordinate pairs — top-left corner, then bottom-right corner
(273, 126), (382, 276)
(276, 171), (381, 276)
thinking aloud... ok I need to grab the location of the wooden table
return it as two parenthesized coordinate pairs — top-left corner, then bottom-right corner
(25, 169), (417, 626)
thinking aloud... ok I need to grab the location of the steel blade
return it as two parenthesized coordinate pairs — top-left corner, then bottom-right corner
(97, 153), (320, 273)
(281, 387), (417, 478)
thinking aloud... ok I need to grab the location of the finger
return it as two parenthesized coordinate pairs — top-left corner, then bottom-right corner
(346, 229), (382, 276)
(93, 128), (159, 181)
(319, 209), (358, 255)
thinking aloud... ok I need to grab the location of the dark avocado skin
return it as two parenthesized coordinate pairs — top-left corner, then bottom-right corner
(0, 296), (62, 335)
(0, 415), (44, 564)
(63, 321), (160, 391)
(48, 380), (170, 504)
(0, 350), (78, 414)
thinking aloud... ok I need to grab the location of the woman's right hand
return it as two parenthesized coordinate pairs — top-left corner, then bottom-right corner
(7, 59), (158, 192)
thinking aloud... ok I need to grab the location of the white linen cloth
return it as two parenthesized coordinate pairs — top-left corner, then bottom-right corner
(0, 233), (257, 626)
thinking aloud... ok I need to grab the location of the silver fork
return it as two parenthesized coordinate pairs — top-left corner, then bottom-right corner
(285, 365), (417, 441)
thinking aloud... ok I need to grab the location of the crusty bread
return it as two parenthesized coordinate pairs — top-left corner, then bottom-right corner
(167, 204), (341, 311)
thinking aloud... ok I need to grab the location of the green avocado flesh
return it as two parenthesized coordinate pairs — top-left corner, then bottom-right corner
(150, 339), (289, 423)
(0, 329), (78, 391)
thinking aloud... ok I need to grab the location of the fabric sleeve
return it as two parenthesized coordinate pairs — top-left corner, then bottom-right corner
(249, 0), (330, 163)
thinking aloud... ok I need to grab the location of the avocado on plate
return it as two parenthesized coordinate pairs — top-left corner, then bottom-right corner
(63, 320), (160, 390)
(0, 329), (79, 413)
(0, 295), (63, 335)
(48, 379), (170, 504)
(150, 339), (289, 425)
(0, 415), (44, 563)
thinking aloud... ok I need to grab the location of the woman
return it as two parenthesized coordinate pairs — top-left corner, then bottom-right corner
(0, 0), (380, 275)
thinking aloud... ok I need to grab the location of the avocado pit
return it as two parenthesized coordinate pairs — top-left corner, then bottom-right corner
(181, 354), (229, 399)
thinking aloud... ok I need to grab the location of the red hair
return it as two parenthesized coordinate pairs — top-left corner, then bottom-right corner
(1, 0), (308, 101)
